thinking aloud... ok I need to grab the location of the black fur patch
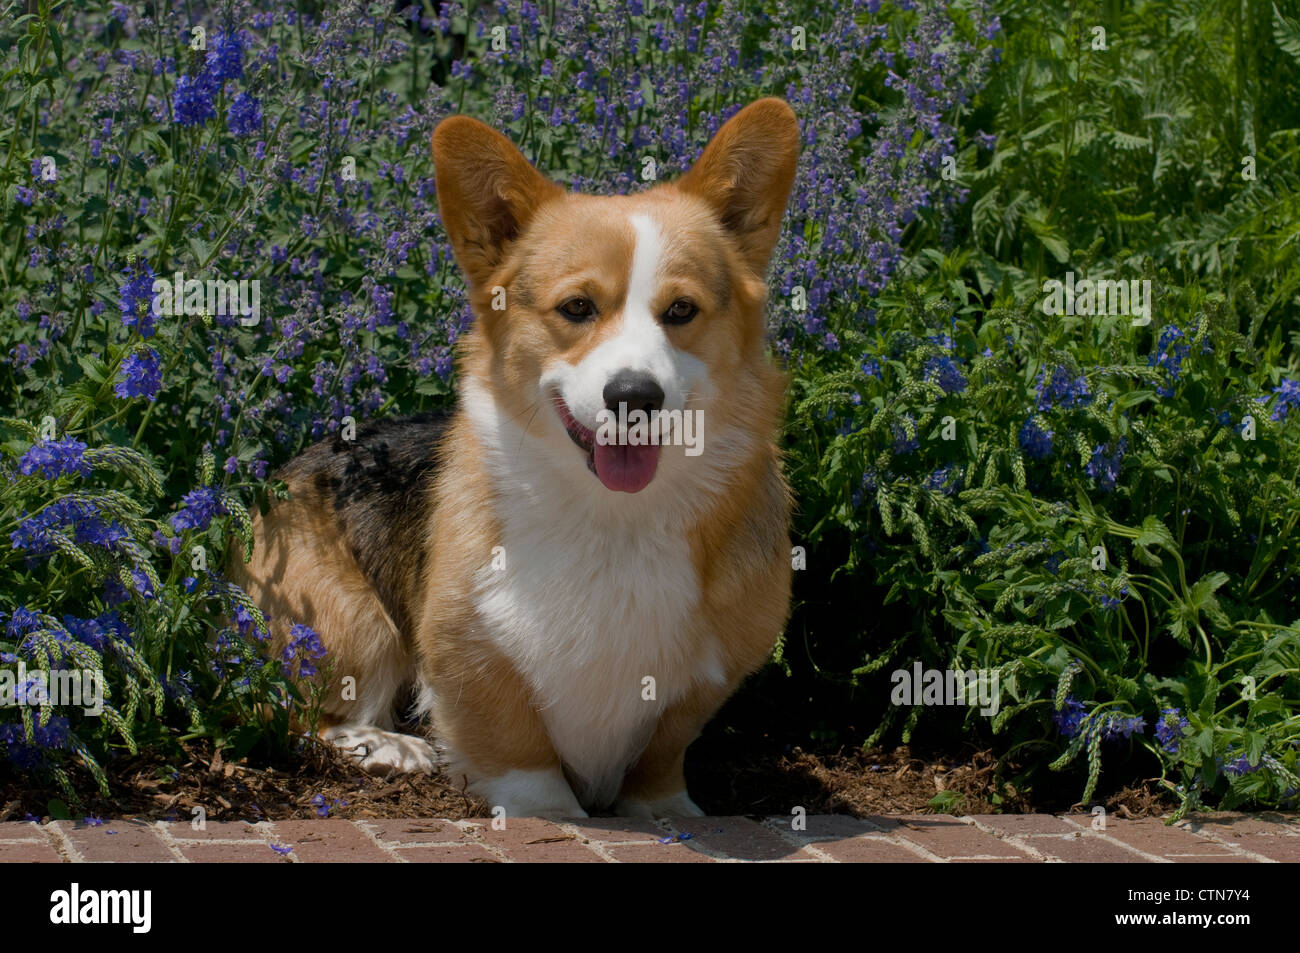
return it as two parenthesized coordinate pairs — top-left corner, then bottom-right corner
(279, 411), (452, 635)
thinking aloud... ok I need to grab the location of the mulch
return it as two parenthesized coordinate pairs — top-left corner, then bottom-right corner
(0, 734), (1174, 824)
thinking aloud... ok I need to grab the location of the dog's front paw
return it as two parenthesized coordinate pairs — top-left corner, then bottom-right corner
(322, 725), (438, 776)
(471, 769), (588, 819)
(615, 790), (706, 819)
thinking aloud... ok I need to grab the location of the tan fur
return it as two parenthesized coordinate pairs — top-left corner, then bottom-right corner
(232, 99), (801, 812)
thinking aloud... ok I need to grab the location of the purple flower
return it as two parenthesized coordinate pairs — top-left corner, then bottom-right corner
(1018, 418), (1054, 460)
(1100, 712), (1145, 741)
(1036, 365), (1091, 411)
(923, 355), (967, 394)
(63, 611), (131, 651)
(170, 486), (229, 533)
(281, 623), (327, 679)
(18, 438), (90, 480)
(1222, 746), (1260, 777)
(1149, 325), (1191, 398)
(11, 499), (128, 557)
(119, 261), (158, 338)
(923, 464), (961, 495)
(115, 349), (163, 401)
(1053, 697), (1086, 738)
(227, 93), (262, 137)
(173, 72), (218, 126)
(1085, 438), (1128, 493)
(1270, 378), (1300, 421)
(1155, 708), (1189, 755)
(207, 31), (244, 84)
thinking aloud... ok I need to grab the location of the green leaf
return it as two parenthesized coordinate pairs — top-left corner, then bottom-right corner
(1274, 3), (1300, 62)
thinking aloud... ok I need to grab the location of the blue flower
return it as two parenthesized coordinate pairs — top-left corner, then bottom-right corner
(1053, 697), (1087, 738)
(1035, 366), (1091, 411)
(1270, 378), (1300, 421)
(923, 464), (961, 496)
(281, 623), (327, 679)
(18, 438), (90, 480)
(923, 355), (967, 394)
(1155, 708), (1189, 755)
(1018, 417), (1053, 460)
(0, 715), (71, 770)
(1100, 711), (1146, 740)
(1149, 325), (1191, 397)
(1222, 746), (1260, 777)
(115, 349), (163, 401)
(891, 418), (918, 455)
(1085, 438), (1127, 493)
(173, 72), (218, 126)
(63, 611), (131, 651)
(119, 261), (158, 338)
(861, 358), (881, 379)
(170, 486), (229, 533)
(207, 30), (244, 84)
(11, 499), (128, 557)
(226, 93), (262, 137)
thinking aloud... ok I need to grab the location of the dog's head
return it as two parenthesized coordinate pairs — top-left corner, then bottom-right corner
(432, 99), (799, 497)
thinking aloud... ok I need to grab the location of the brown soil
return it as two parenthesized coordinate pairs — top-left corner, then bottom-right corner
(0, 736), (1175, 824)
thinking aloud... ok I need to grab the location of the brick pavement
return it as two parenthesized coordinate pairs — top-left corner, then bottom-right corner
(1, 812), (1296, 862)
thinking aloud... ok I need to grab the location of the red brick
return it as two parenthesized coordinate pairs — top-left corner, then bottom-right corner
(565, 818), (668, 843)
(393, 844), (501, 863)
(892, 816), (1030, 859)
(165, 821), (266, 842)
(815, 836), (929, 863)
(1021, 833), (1150, 863)
(177, 843), (288, 863)
(359, 819), (468, 845)
(1084, 818), (1235, 858)
(268, 820), (391, 862)
(769, 814), (878, 840)
(969, 815), (1076, 835)
(606, 843), (717, 863)
(56, 821), (175, 862)
(1207, 833), (1300, 862)
(0, 822), (45, 839)
(670, 817), (815, 862)
(468, 818), (604, 862)
(0, 840), (62, 862)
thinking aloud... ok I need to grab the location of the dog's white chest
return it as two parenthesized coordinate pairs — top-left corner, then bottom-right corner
(473, 512), (706, 806)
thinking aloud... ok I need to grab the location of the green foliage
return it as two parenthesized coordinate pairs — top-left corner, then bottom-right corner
(786, 0), (1300, 814)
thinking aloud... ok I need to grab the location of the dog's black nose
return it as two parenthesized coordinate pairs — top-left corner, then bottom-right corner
(604, 371), (664, 413)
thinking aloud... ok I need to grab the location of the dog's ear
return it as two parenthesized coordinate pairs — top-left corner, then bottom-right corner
(432, 116), (565, 288)
(675, 98), (800, 276)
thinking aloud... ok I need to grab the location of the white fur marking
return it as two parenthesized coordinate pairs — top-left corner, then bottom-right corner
(322, 724), (437, 776)
(473, 768), (588, 818)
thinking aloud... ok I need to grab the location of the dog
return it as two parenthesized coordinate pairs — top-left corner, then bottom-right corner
(228, 98), (800, 818)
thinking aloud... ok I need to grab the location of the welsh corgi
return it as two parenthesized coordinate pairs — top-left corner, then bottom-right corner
(229, 98), (800, 818)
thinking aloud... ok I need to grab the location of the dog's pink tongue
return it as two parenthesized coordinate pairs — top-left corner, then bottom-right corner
(593, 442), (660, 493)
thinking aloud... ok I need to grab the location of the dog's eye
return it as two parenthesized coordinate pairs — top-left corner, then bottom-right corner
(558, 297), (596, 321)
(662, 299), (698, 325)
